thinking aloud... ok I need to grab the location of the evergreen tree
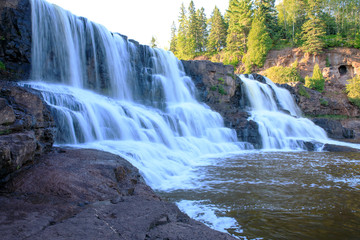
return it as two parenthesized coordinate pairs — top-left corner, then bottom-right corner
(253, 0), (279, 41)
(301, 0), (326, 54)
(207, 6), (227, 54)
(170, 21), (177, 54)
(177, 3), (189, 59)
(197, 7), (208, 53)
(243, 12), (272, 73)
(226, 0), (252, 54)
(305, 63), (325, 91)
(187, 0), (197, 57)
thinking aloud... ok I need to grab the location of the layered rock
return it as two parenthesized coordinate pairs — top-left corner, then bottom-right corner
(0, 82), (56, 181)
(182, 60), (261, 147)
(0, 148), (237, 240)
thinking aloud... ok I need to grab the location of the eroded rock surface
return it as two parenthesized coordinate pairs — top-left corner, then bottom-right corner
(0, 82), (55, 181)
(0, 148), (237, 240)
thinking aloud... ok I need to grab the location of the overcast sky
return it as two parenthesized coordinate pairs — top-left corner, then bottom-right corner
(46, 0), (229, 49)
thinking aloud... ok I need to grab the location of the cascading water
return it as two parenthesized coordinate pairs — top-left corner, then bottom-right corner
(27, 0), (249, 190)
(239, 75), (329, 150)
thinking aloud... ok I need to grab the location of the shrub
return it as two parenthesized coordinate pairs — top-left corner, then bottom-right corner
(218, 85), (227, 95)
(210, 85), (217, 91)
(263, 61), (301, 84)
(298, 84), (310, 98)
(320, 98), (329, 106)
(305, 64), (325, 92)
(346, 75), (360, 108)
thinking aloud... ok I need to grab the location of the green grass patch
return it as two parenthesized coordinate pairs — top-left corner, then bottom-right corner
(0, 60), (5, 71)
(320, 98), (329, 106)
(298, 85), (310, 98)
(305, 114), (349, 120)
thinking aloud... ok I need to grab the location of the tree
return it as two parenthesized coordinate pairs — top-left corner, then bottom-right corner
(150, 36), (158, 48)
(226, 0), (252, 54)
(253, 0), (279, 41)
(177, 3), (189, 59)
(187, 0), (197, 57)
(301, 0), (326, 54)
(243, 12), (272, 73)
(197, 7), (208, 53)
(207, 6), (227, 54)
(305, 64), (325, 92)
(346, 75), (360, 108)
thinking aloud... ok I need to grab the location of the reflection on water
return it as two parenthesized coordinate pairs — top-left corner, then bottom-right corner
(159, 151), (360, 240)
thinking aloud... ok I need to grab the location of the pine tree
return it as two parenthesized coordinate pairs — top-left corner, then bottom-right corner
(226, 0), (253, 54)
(207, 6), (227, 54)
(243, 12), (272, 73)
(177, 3), (189, 59)
(253, 0), (279, 41)
(301, 0), (326, 54)
(187, 0), (197, 57)
(197, 7), (208, 53)
(305, 63), (325, 91)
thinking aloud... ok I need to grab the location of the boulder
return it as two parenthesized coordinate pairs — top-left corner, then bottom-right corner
(312, 118), (354, 139)
(0, 82), (56, 181)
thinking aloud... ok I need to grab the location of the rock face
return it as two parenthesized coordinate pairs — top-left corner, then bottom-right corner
(0, 148), (237, 240)
(0, 0), (32, 80)
(0, 82), (56, 181)
(262, 47), (360, 86)
(182, 60), (261, 148)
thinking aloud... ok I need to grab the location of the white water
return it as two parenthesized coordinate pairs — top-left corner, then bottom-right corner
(28, 0), (250, 191)
(240, 75), (330, 150)
(26, 0), (360, 236)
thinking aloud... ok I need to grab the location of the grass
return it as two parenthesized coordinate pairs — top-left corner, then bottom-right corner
(305, 114), (349, 120)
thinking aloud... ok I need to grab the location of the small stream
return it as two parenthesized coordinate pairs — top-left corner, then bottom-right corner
(160, 151), (360, 240)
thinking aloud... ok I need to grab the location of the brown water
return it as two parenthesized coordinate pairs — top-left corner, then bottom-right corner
(160, 151), (360, 240)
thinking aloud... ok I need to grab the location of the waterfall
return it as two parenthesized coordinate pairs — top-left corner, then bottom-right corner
(27, 0), (249, 190)
(239, 75), (328, 150)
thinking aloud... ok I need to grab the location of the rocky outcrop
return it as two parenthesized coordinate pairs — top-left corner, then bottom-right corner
(0, 148), (237, 240)
(0, 82), (56, 181)
(182, 60), (261, 148)
(311, 118), (354, 139)
(262, 47), (360, 86)
(0, 0), (32, 80)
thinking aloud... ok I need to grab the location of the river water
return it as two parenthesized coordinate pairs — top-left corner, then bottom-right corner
(160, 151), (360, 239)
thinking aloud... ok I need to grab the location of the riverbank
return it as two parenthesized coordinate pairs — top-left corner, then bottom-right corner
(0, 147), (237, 240)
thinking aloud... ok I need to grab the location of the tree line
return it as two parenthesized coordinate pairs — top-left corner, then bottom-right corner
(169, 0), (360, 73)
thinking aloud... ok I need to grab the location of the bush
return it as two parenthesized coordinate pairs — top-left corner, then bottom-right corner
(346, 75), (360, 108)
(320, 98), (329, 106)
(305, 64), (325, 92)
(298, 84), (310, 98)
(263, 61), (301, 84)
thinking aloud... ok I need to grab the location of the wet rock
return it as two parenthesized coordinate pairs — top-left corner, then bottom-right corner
(0, 82), (56, 181)
(0, 148), (237, 240)
(323, 144), (360, 152)
(312, 118), (354, 140)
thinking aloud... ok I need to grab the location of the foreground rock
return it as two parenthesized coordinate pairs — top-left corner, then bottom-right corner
(0, 148), (237, 240)
(0, 82), (56, 181)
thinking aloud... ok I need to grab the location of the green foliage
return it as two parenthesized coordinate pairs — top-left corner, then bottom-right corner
(243, 13), (272, 73)
(0, 60), (5, 71)
(218, 77), (225, 84)
(346, 75), (360, 108)
(169, 22), (177, 53)
(319, 98), (329, 106)
(298, 84), (310, 98)
(301, 17), (326, 54)
(325, 56), (331, 67)
(305, 114), (349, 119)
(218, 85), (227, 95)
(263, 61), (301, 84)
(210, 85), (217, 91)
(207, 6), (227, 54)
(304, 64), (325, 92)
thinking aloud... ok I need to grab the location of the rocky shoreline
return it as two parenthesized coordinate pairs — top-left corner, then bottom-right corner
(0, 147), (237, 240)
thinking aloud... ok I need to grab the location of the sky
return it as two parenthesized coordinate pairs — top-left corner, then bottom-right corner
(46, 0), (229, 49)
